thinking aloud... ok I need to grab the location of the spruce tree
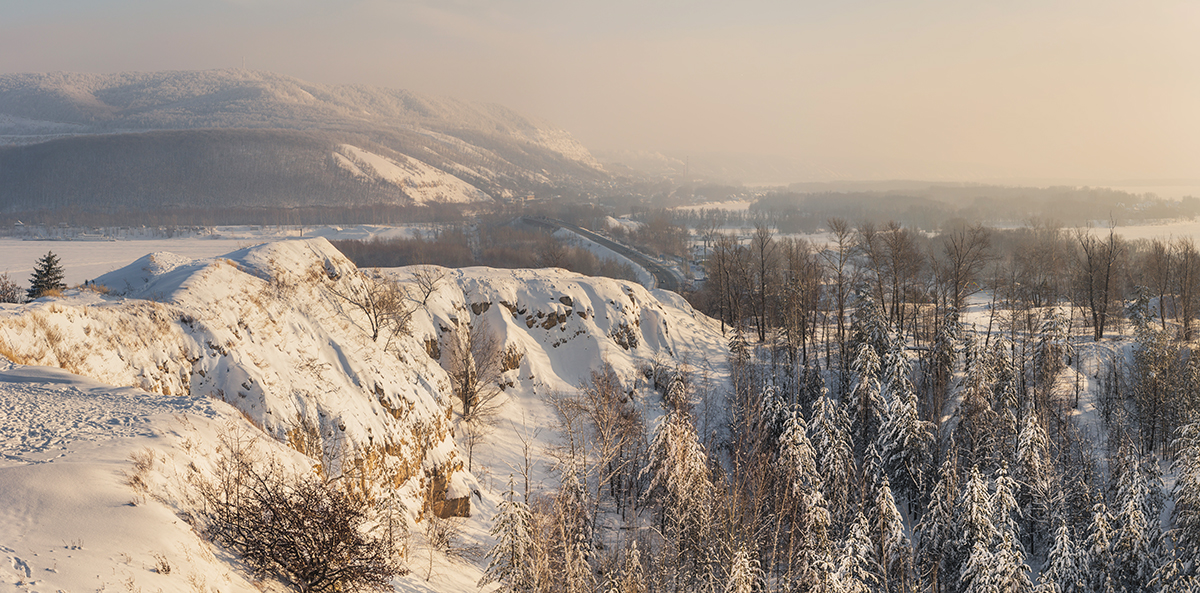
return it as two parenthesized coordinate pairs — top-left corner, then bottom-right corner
(873, 475), (911, 593)
(917, 456), (959, 593)
(1112, 455), (1159, 591)
(27, 251), (66, 300)
(811, 391), (854, 525)
(849, 342), (886, 454)
(1083, 499), (1115, 593)
(1039, 518), (1083, 593)
(1172, 423), (1200, 560)
(839, 512), (882, 593)
(479, 478), (537, 592)
(725, 547), (763, 593)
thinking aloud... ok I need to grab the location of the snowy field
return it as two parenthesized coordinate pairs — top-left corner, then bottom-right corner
(0, 225), (431, 286)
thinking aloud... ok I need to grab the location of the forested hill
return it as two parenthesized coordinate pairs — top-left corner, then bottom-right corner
(0, 70), (609, 218)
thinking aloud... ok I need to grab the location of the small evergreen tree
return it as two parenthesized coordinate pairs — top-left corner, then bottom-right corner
(0, 272), (22, 303)
(1039, 518), (1082, 593)
(839, 512), (882, 593)
(917, 455), (959, 593)
(480, 478), (537, 592)
(1083, 498), (1115, 592)
(849, 342), (886, 454)
(27, 251), (65, 300)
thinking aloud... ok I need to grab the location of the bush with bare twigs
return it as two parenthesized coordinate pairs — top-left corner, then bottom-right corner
(192, 431), (400, 593)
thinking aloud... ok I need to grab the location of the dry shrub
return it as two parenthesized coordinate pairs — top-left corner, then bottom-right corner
(193, 432), (400, 593)
(80, 283), (111, 295)
(500, 344), (524, 373)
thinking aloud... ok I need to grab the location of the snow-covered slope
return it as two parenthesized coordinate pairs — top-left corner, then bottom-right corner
(0, 239), (730, 592)
(0, 70), (601, 170)
(0, 70), (612, 214)
(333, 144), (492, 204)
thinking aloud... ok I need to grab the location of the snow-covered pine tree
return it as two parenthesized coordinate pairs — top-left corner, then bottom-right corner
(993, 462), (1021, 537)
(991, 528), (1034, 593)
(991, 338), (1021, 454)
(1112, 452), (1162, 591)
(1083, 498), (1115, 593)
(878, 355), (934, 505)
(1015, 408), (1055, 557)
(959, 538), (995, 593)
(957, 465), (998, 592)
(795, 488), (836, 589)
(838, 512), (882, 593)
(806, 553), (845, 593)
(1172, 423), (1200, 564)
(555, 461), (595, 593)
(725, 547), (764, 593)
(26, 251), (66, 300)
(1039, 518), (1083, 593)
(850, 342), (886, 456)
(850, 290), (891, 361)
(621, 541), (647, 593)
(917, 455), (959, 593)
(779, 406), (820, 496)
(642, 405), (714, 589)
(928, 307), (960, 421)
(873, 475), (911, 593)
(480, 477), (537, 592)
(1147, 543), (1199, 593)
(812, 390), (855, 525)
(955, 340), (1000, 469)
(1016, 412), (1049, 500)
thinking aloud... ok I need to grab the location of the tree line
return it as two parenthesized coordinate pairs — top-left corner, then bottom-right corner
(480, 218), (1200, 591)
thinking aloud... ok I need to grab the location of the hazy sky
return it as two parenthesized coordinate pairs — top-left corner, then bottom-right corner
(2, 0), (1197, 182)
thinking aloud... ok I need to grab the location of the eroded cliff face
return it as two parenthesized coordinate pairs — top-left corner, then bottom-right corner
(0, 239), (465, 513)
(0, 238), (730, 519)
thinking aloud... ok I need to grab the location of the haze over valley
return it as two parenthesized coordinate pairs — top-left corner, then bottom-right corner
(3, 2), (1200, 593)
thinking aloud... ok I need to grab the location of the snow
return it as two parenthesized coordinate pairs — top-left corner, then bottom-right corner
(0, 238), (731, 593)
(333, 144), (492, 204)
(0, 226), (436, 287)
(672, 200), (755, 212)
(0, 358), (263, 593)
(551, 227), (655, 288)
(603, 215), (644, 234)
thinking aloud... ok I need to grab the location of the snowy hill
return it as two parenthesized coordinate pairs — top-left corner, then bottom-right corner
(0, 70), (607, 214)
(0, 239), (730, 592)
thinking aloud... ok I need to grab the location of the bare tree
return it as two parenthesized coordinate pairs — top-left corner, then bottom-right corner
(328, 269), (414, 351)
(751, 223), (780, 342)
(460, 417), (495, 473)
(881, 220), (926, 337)
(410, 265), (447, 307)
(779, 238), (823, 369)
(821, 217), (857, 386)
(1074, 226), (1124, 341)
(443, 316), (506, 423)
(938, 223), (992, 315)
(1174, 238), (1200, 340)
(706, 231), (751, 335)
(194, 430), (400, 593)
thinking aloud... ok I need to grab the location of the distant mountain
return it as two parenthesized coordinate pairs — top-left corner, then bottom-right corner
(0, 70), (608, 217)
